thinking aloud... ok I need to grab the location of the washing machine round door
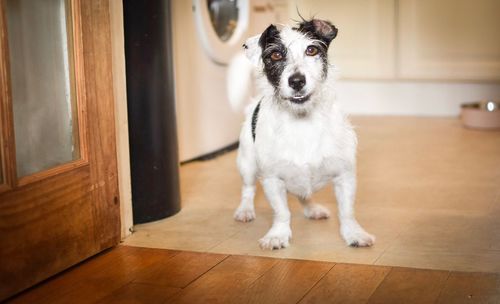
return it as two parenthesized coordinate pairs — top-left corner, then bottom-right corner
(193, 0), (249, 65)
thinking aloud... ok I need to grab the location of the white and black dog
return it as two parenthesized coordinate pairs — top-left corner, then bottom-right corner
(233, 19), (375, 250)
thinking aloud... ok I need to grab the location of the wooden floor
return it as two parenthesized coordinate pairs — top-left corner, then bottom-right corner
(7, 245), (500, 304)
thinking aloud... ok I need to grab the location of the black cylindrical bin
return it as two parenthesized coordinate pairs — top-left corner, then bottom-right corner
(123, 0), (181, 224)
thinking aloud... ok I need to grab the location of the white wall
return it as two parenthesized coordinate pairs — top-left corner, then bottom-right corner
(288, 0), (500, 116)
(336, 81), (500, 116)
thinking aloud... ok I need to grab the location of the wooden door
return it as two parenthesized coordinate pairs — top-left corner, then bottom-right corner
(0, 0), (120, 300)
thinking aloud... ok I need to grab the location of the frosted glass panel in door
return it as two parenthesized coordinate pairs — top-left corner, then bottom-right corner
(6, 0), (79, 177)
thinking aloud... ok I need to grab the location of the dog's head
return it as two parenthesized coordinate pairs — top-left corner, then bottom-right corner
(244, 19), (337, 111)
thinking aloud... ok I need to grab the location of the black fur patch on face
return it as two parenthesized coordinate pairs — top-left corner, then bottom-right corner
(294, 19), (338, 77)
(258, 24), (286, 89)
(295, 19), (338, 47)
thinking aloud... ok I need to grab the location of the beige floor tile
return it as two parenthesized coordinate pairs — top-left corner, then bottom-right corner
(373, 208), (500, 272)
(134, 209), (244, 234)
(375, 248), (500, 273)
(387, 213), (498, 251)
(125, 117), (500, 273)
(207, 226), (385, 264)
(490, 191), (500, 214)
(357, 183), (497, 213)
(123, 229), (231, 252)
(123, 209), (246, 251)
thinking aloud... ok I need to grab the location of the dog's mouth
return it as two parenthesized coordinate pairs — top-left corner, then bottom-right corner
(287, 94), (311, 104)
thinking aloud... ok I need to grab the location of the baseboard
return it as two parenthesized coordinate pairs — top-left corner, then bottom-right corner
(336, 80), (500, 116)
(181, 142), (239, 165)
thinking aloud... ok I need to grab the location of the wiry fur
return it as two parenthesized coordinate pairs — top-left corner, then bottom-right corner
(234, 20), (375, 250)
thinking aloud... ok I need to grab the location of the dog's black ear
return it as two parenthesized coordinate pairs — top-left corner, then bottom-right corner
(258, 24), (280, 49)
(313, 19), (338, 43)
(297, 19), (338, 46)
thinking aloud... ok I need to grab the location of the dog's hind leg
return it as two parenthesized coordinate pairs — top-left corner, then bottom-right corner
(334, 171), (376, 247)
(259, 178), (292, 250)
(234, 139), (257, 222)
(299, 197), (330, 220)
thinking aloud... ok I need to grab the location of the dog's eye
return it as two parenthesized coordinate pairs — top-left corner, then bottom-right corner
(305, 46), (319, 56)
(270, 51), (283, 61)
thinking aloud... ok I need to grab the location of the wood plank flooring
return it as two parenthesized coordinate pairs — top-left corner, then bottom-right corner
(7, 245), (500, 304)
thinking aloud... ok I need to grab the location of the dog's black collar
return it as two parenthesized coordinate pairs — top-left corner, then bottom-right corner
(251, 100), (262, 142)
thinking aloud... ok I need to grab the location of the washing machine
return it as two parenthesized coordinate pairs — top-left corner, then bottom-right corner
(171, 0), (288, 162)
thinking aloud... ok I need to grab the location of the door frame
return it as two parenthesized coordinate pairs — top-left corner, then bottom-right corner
(109, 0), (133, 239)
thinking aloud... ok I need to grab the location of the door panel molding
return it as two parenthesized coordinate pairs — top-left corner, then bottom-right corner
(0, 0), (15, 192)
(17, 159), (88, 186)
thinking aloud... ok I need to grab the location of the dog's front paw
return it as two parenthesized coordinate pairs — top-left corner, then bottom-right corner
(234, 207), (256, 222)
(259, 226), (292, 250)
(340, 220), (375, 247)
(304, 203), (330, 220)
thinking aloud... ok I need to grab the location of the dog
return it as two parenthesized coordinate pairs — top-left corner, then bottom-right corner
(232, 19), (375, 250)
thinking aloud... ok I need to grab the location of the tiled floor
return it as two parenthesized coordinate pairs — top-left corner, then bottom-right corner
(124, 117), (500, 273)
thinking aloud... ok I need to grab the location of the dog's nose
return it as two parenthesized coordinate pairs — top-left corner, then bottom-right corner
(288, 73), (306, 91)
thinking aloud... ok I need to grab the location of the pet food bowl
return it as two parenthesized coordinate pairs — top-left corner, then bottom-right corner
(461, 100), (500, 130)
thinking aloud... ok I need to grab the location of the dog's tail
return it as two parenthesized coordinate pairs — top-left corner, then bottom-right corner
(226, 50), (253, 112)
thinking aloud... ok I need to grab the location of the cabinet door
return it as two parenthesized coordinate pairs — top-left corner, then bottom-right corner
(398, 0), (500, 81)
(290, 0), (396, 79)
(0, 0), (120, 300)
